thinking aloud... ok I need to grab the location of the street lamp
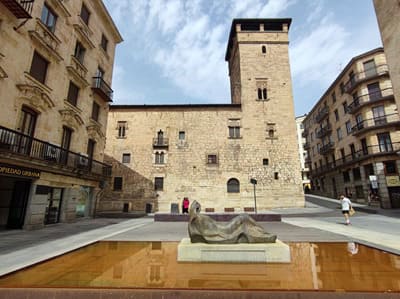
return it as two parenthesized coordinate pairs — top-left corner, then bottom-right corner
(250, 178), (257, 213)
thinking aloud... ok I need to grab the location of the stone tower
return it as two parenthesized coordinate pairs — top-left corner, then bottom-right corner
(225, 19), (304, 204)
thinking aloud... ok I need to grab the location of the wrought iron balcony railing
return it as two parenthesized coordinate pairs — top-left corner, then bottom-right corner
(92, 76), (113, 102)
(319, 141), (335, 155)
(351, 113), (400, 135)
(153, 137), (169, 148)
(316, 123), (332, 139)
(309, 142), (400, 177)
(0, 125), (111, 178)
(347, 87), (394, 114)
(0, 0), (34, 19)
(301, 128), (308, 138)
(344, 64), (389, 93)
(315, 106), (329, 123)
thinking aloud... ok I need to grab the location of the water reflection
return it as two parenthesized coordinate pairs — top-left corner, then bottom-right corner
(0, 242), (399, 292)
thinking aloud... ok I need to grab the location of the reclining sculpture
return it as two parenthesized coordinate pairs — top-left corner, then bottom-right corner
(188, 200), (277, 244)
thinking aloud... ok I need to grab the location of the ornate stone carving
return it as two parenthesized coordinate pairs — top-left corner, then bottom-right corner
(0, 53), (8, 79)
(87, 121), (105, 142)
(29, 19), (63, 62)
(16, 82), (55, 112)
(188, 200), (277, 244)
(59, 109), (84, 130)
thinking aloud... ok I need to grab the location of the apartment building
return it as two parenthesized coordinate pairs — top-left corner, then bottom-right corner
(0, 0), (122, 229)
(295, 115), (311, 191)
(102, 19), (304, 214)
(303, 48), (400, 208)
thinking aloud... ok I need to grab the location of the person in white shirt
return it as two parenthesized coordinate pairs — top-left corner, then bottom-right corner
(340, 194), (352, 225)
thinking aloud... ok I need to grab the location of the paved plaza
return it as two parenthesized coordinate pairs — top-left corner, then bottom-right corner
(1, 195), (399, 278)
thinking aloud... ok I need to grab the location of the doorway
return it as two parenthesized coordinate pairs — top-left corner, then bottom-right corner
(44, 188), (63, 224)
(3, 179), (32, 229)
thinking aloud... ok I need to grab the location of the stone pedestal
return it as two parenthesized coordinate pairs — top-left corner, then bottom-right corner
(177, 238), (291, 263)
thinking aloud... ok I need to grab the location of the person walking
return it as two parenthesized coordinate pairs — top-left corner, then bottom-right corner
(340, 194), (352, 225)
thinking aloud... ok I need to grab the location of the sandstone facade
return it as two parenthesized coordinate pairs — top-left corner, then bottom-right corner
(303, 48), (400, 208)
(0, 0), (121, 229)
(103, 19), (304, 213)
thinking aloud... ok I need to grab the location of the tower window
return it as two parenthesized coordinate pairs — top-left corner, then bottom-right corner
(257, 88), (267, 100)
(229, 126), (240, 139)
(179, 131), (185, 140)
(261, 45), (266, 53)
(117, 121), (127, 138)
(263, 159), (269, 166)
(274, 172), (279, 180)
(155, 152), (164, 164)
(207, 154), (218, 164)
(122, 153), (131, 163)
(113, 177), (123, 191)
(154, 177), (164, 191)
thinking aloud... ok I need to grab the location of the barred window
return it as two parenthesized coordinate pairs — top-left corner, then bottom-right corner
(227, 178), (240, 193)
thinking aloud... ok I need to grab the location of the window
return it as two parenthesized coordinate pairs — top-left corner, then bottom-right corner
(343, 171), (350, 182)
(337, 128), (342, 140)
(345, 121), (352, 135)
(207, 154), (218, 164)
(122, 153), (130, 163)
(41, 3), (57, 32)
(117, 121), (127, 138)
(91, 101), (100, 121)
(61, 126), (72, 150)
(372, 105), (386, 125)
(80, 3), (90, 25)
(332, 110), (339, 122)
(154, 177), (164, 191)
(263, 158), (269, 166)
(353, 168), (361, 181)
(101, 34), (108, 52)
(361, 138), (368, 155)
(227, 178), (240, 193)
(87, 139), (95, 158)
(257, 88), (267, 100)
(66, 81), (79, 106)
(113, 177), (123, 191)
(229, 126), (240, 138)
(74, 41), (86, 64)
(342, 102), (348, 114)
(331, 92), (336, 103)
(340, 82), (345, 94)
(377, 132), (392, 152)
(340, 148), (345, 162)
(97, 67), (105, 78)
(384, 161), (397, 175)
(274, 172), (279, 180)
(30, 51), (49, 84)
(179, 131), (185, 140)
(261, 45), (266, 53)
(349, 143), (356, 159)
(355, 114), (363, 130)
(19, 106), (37, 137)
(364, 164), (374, 176)
(363, 59), (377, 77)
(310, 132), (313, 142)
(368, 82), (381, 101)
(155, 152), (164, 164)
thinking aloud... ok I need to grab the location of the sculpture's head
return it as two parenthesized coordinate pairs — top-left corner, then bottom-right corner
(189, 200), (201, 216)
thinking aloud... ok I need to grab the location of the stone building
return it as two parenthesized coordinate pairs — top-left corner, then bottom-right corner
(103, 19), (304, 214)
(373, 0), (400, 115)
(0, 0), (122, 229)
(303, 48), (400, 208)
(295, 115), (310, 191)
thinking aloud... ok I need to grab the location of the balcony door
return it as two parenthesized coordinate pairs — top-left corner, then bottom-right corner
(372, 105), (386, 125)
(377, 133), (393, 152)
(61, 127), (72, 165)
(368, 82), (381, 101)
(363, 59), (377, 78)
(17, 107), (37, 154)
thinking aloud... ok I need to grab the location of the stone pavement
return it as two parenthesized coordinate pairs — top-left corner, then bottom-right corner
(0, 195), (399, 277)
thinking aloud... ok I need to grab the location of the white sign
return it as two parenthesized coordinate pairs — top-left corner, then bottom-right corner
(369, 175), (378, 189)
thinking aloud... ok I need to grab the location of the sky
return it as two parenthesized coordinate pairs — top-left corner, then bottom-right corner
(103, 0), (382, 116)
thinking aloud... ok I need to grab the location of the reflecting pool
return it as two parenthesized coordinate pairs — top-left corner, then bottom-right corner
(0, 242), (399, 292)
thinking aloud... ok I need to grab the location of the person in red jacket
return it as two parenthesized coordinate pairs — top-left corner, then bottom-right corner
(182, 197), (190, 214)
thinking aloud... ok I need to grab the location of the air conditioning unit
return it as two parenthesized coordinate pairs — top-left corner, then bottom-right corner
(78, 153), (89, 167)
(44, 143), (59, 160)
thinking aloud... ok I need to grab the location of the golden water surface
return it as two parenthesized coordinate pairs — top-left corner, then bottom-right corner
(0, 242), (399, 292)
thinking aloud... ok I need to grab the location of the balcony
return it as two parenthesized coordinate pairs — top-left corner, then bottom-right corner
(319, 141), (335, 155)
(0, 125), (111, 179)
(153, 137), (169, 148)
(0, 0), (34, 18)
(344, 64), (389, 94)
(92, 77), (113, 102)
(347, 87), (394, 114)
(301, 128), (308, 138)
(316, 123), (332, 139)
(29, 18), (62, 62)
(351, 113), (400, 136)
(309, 142), (400, 177)
(303, 142), (310, 150)
(66, 55), (89, 87)
(315, 106), (329, 123)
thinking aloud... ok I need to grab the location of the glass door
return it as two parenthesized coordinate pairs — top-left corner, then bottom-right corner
(44, 188), (63, 224)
